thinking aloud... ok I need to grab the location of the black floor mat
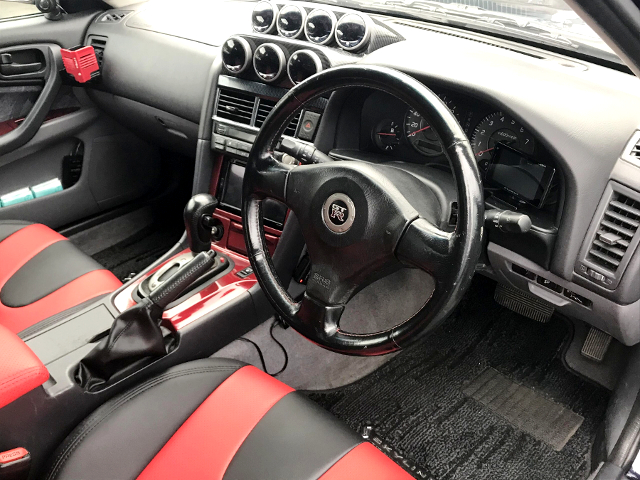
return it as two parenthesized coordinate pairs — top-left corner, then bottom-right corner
(308, 278), (609, 480)
(91, 224), (182, 281)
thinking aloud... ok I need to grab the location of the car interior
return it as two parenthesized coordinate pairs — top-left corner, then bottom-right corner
(0, 0), (639, 478)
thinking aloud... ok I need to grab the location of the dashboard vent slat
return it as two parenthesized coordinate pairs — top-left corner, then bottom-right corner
(587, 191), (640, 273)
(88, 36), (107, 68)
(216, 88), (256, 125)
(255, 98), (302, 136)
(98, 11), (131, 23)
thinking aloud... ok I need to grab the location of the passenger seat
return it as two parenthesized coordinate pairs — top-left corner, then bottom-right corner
(0, 221), (121, 335)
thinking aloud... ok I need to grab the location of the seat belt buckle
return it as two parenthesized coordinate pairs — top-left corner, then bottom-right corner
(0, 448), (31, 480)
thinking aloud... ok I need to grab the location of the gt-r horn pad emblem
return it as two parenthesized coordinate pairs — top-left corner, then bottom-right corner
(322, 193), (356, 233)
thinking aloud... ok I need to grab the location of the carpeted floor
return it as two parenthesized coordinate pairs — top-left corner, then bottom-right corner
(308, 278), (610, 480)
(69, 206), (184, 281)
(91, 224), (182, 281)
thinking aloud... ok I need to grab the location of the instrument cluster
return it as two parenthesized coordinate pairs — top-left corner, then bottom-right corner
(360, 89), (559, 210)
(362, 89), (537, 171)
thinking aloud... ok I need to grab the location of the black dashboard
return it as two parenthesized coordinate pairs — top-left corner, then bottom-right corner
(83, 0), (640, 346)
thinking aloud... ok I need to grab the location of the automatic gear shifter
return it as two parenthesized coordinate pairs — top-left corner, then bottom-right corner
(184, 193), (220, 253)
(137, 194), (225, 300)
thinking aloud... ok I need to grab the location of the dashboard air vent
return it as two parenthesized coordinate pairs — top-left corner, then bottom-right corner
(588, 191), (640, 273)
(98, 11), (131, 23)
(216, 88), (256, 125)
(88, 36), (107, 68)
(255, 98), (301, 136)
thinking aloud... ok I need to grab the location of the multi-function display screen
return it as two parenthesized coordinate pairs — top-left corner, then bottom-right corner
(486, 143), (555, 208)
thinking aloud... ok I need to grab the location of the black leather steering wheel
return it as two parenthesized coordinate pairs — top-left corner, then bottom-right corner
(243, 65), (483, 356)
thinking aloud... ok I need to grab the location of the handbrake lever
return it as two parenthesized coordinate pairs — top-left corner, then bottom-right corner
(76, 251), (216, 391)
(149, 250), (216, 310)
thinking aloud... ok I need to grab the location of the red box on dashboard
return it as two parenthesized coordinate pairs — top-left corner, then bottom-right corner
(60, 46), (100, 83)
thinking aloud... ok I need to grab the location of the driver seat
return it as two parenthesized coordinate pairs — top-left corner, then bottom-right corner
(45, 358), (412, 480)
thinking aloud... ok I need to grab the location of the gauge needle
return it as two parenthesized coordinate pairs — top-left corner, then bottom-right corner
(377, 132), (397, 136)
(476, 147), (494, 156)
(408, 126), (431, 137)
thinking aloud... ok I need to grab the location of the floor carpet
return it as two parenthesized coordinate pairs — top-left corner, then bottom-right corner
(91, 223), (182, 281)
(308, 278), (610, 480)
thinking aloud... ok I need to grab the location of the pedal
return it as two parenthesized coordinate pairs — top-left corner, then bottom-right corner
(581, 327), (612, 363)
(494, 283), (554, 323)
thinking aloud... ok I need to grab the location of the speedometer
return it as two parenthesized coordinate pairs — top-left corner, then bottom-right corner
(471, 112), (535, 168)
(404, 108), (443, 156)
(404, 94), (462, 157)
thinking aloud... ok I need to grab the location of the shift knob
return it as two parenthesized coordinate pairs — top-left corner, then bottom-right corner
(184, 194), (219, 253)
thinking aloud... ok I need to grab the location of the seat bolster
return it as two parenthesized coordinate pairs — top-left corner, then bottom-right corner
(0, 221), (32, 242)
(1, 240), (112, 308)
(45, 359), (246, 480)
(0, 323), (49, 410)
(0, 223), (122, 334)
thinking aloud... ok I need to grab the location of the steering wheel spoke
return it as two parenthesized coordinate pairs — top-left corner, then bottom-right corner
(297, 292), (344, 340)
(396, 217), (455, 280)
(247, 153), (294, 204)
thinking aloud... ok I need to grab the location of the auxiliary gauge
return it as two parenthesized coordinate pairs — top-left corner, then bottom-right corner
(373, 120), (401, 151)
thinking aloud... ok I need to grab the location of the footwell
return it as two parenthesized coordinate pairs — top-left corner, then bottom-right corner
(308, 278), (609, 480)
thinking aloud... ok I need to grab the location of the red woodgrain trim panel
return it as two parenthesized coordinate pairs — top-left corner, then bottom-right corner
(112, 246), (257, 331)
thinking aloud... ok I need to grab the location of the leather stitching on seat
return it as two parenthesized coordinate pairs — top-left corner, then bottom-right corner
(46, 365), (241, 480)
(0, 367), (48, 394)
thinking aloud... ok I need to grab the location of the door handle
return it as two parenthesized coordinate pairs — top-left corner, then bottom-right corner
(0, 62), (43, 76)
(0, 53), (44, 78)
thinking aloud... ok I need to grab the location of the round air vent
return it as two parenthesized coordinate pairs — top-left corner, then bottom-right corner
(221, 36), (252, 74)
(252, 1), (277, 34)
(277, 4), (306, 38)
(335, 13), (370, 51)
(287, 50), (322, 84)
(253, 43), (285, 82)
(304, 9), (336, 45)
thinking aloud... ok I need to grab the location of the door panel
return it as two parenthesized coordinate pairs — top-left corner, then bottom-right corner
(0, 10), (164, 229)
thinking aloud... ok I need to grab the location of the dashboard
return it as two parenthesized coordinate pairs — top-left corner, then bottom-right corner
(83, 0), (640, 346)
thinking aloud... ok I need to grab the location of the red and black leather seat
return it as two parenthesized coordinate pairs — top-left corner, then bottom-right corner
(44, 358), (413, 480)
(0, 221), (122, 335)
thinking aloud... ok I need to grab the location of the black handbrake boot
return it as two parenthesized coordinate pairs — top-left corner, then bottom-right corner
(76, 250), (216, 391)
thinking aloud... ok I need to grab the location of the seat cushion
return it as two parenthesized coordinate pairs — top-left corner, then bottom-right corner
(0, 222), (122, 334)
(45, 358), (413, 480)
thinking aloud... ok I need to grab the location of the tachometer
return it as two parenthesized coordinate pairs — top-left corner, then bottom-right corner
(373, 119), (401, 151)
(404, 108), (442, 156)
(472, 112), (535, 168)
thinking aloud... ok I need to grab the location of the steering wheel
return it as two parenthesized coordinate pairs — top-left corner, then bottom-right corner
(242, 65), (483, 356)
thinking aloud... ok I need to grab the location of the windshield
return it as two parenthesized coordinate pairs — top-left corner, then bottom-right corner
(310, 0), (620, 64)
